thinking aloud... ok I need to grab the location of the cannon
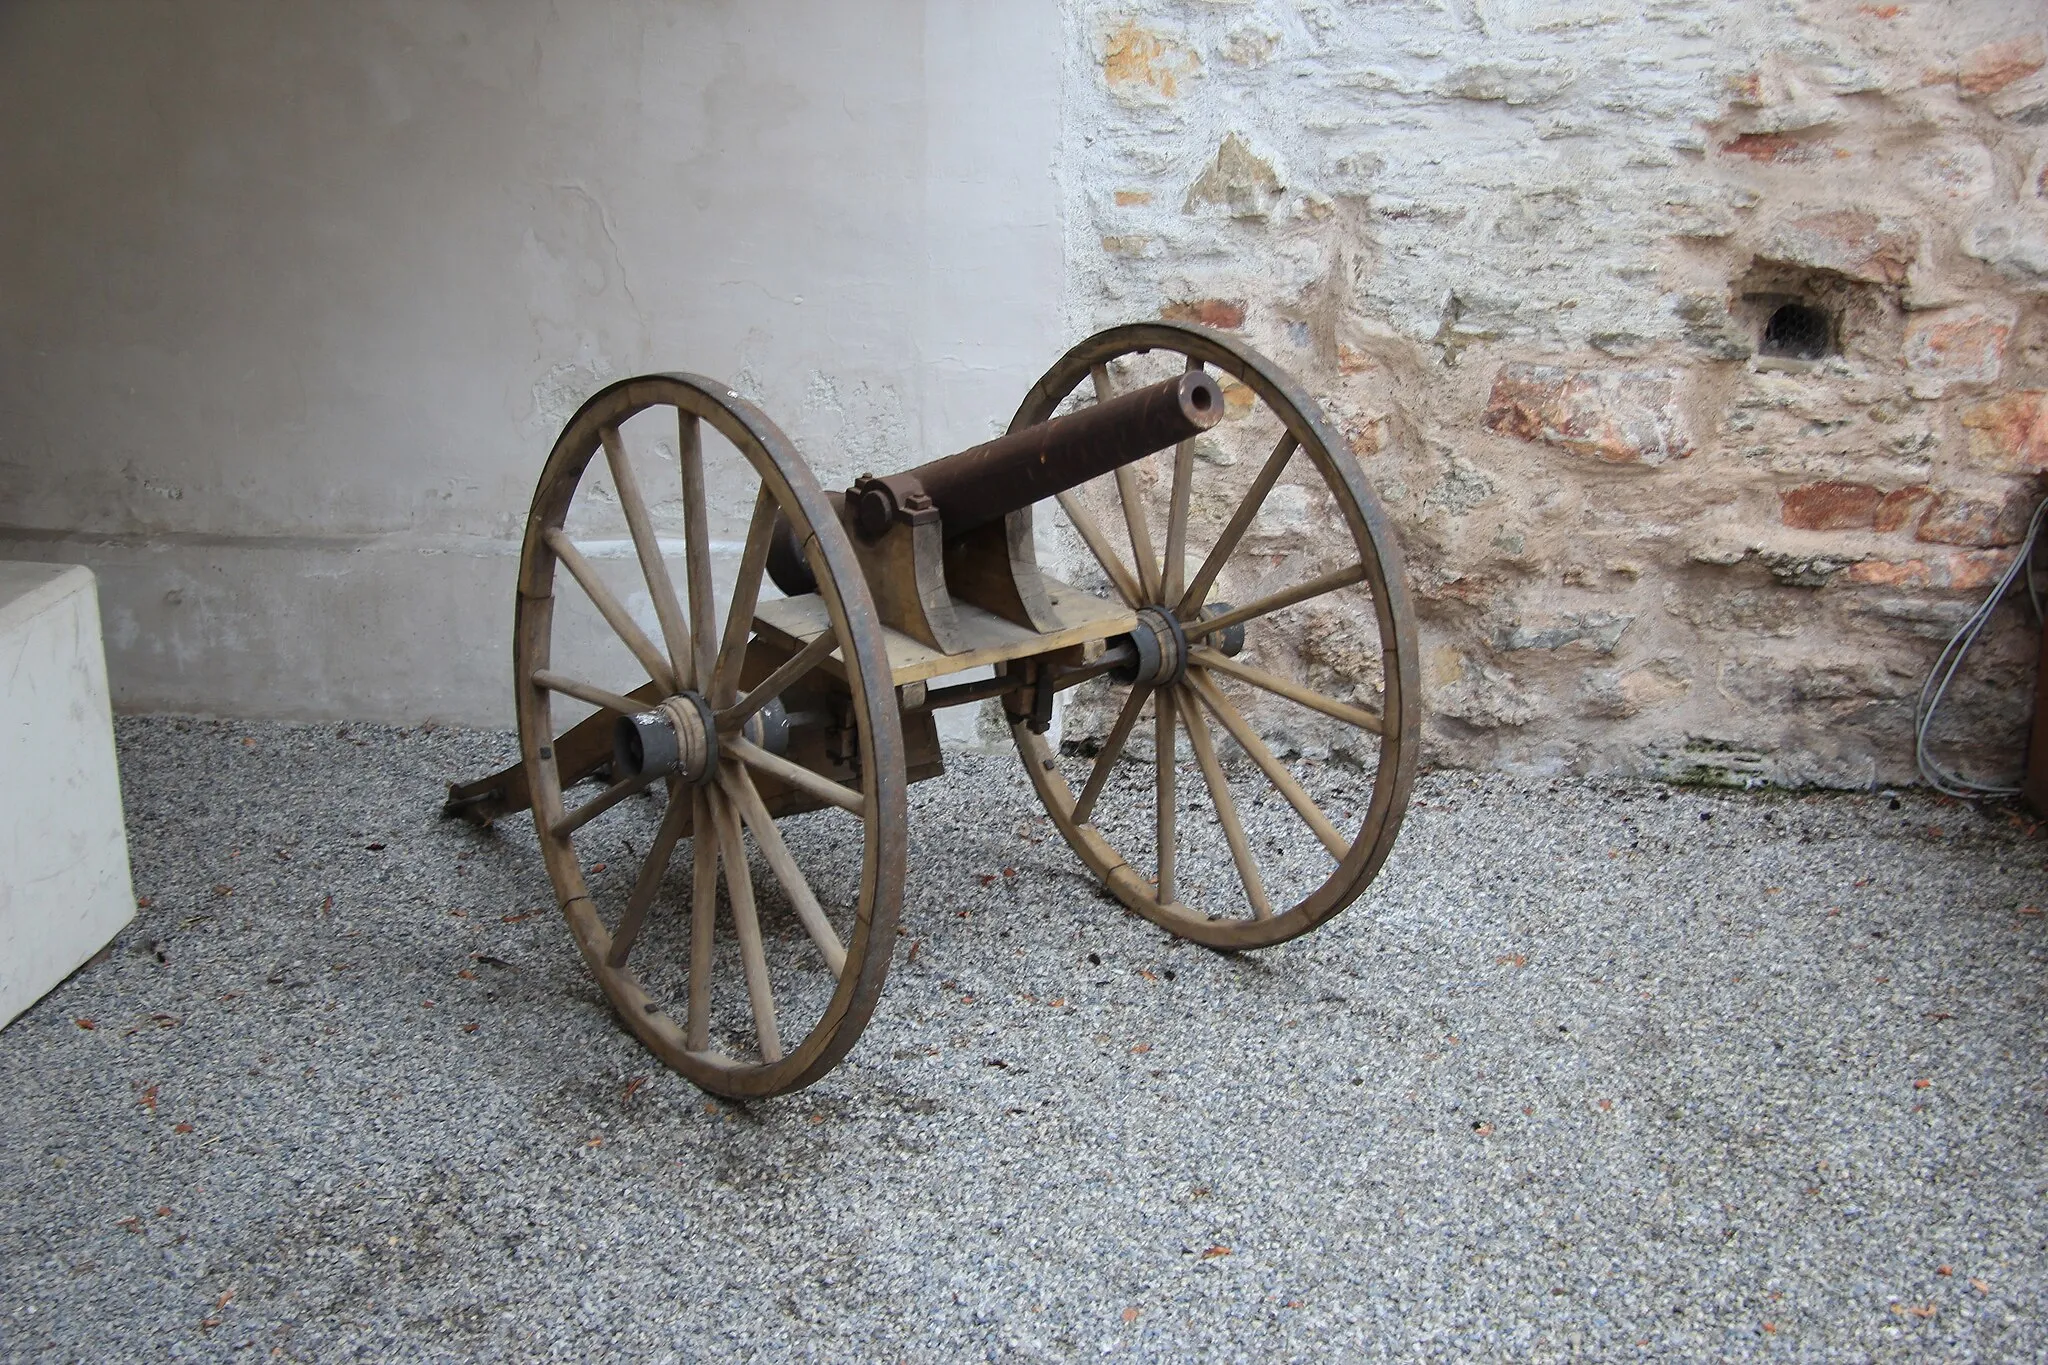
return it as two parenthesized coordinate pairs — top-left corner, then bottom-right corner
(445, 322), (1419, 1098)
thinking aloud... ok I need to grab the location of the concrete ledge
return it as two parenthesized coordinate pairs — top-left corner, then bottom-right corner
(0, 562), (135, 1027)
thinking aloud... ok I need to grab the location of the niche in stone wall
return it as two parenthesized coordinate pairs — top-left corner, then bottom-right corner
(1761, 302), (1833, 360)
(1732, 265), (1893, 374)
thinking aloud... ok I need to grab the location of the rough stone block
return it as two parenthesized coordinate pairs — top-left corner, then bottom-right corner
(1723, 655), (1908, 707)
(1902, 305), (2011, 397)
(1915, 490), (2036, 548)
(1874, 485), (1937, 533)
(1482, 364), (1692, 465)
(1183, 133), (1283, 219)
(1661, 188), (1741, 240)
(1721, 132), (1825, 164)
(1756, 209), (1918, 285)
(1218, 22), (1280, 68)
(1161, 299), (1246, 329)
(1844, 594), (1979, 639)
(1673, 292), (1751, 359)
(1495, 611), (1633, 653)
(1957, 34), (2045, 97)
(1780, 481), (1882, 530)
(1759, 550), (1853, 588)
(1962, 212), (2048, 288)
(1431, 653), (1540, 729)
(1961, 391), (2048, 473)
(1102, 21), (1198, 104)
(1579, 660), (1689, 719)
(1343, 417), (1386, 458)
(1730, 97), (1841, 137)
(1846, 550), (2014, 591)
(1433, 58), (1577, 106)
(1904, 138), (1996, 202)
(1935, 551), (2012, 592)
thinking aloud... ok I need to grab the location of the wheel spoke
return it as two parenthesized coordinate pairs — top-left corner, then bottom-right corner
(715, 628), (840, 730)
(605, 781), (689, 967)
(1185, 669), (1348, 860)
(712, 488), (777, 708)
(1113, 465), (1160, 602)
(720, 764), (847, 977)
(1163, 437), (1195, 605)
(1093, 363), (1160, 602)
(729, 735), (865, 816)
(1182, 563), (1366, 643)
(550, 772), (656, 840)
(710, 785), (782, 1062)
(542, 527), (678, 694)
(1190, 646), (1383, 734)
(1177, 431), (1298, 617)
(532, 669), (655, 718)
(600, 423), (694, 690)
(685, 787), (716, 1051)
(1183, 697), (1272, 919)
(1055, 490), (1143, 608)
(1155, 686), (1176, 906)
(677, 411), (718, 691)
(1071, 682), (1153, 826)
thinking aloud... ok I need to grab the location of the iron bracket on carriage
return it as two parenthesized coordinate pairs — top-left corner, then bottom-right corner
(443, 322), (1421, 1098)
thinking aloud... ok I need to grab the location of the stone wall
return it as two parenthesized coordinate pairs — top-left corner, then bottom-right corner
(1055, 0), (2048, 787)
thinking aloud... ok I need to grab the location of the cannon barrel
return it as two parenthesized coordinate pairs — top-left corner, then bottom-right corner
(764, 369), (1225, 596)
(851, 369), (1224, 541)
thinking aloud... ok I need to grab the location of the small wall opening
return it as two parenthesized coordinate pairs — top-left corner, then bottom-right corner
(1759, 302), (1833, 360)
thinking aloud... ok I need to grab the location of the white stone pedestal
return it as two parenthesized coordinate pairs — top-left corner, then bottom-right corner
(1, 563), (135, 1028)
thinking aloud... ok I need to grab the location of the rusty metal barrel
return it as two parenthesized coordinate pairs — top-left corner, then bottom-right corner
(853, 369), (1224, 540)
(766, 369), (1224, 595)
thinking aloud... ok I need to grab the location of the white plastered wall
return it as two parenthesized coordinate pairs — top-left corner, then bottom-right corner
(0, 0), (1063, 728)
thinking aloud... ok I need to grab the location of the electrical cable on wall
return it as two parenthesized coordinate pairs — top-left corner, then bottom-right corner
(1914, 495), (2048, 798)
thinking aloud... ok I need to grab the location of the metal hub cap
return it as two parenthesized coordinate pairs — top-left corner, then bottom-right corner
(613, 693), (718, 786)
(1116, 605), (1190, 687)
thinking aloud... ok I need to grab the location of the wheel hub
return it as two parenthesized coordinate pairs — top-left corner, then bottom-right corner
(1114, 606), (1190, 687)
(1198, 601), (1246, 659)
(613, 693), (718, 786)
(739, 695), (791, 756)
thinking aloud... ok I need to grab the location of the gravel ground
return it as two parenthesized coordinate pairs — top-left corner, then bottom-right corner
(3, 716), (2046, 1361)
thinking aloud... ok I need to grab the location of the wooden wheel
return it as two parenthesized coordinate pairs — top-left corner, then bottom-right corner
(1007, 323), (1419, 950)
(514, 374), (906, 1098)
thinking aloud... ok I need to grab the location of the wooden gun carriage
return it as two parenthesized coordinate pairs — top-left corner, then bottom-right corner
(446, 322), (1419, 1098)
